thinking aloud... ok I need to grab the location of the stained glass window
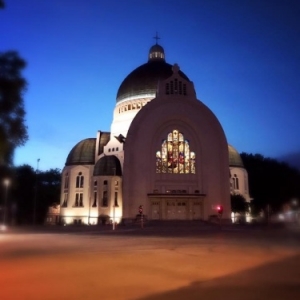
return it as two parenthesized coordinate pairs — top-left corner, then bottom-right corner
(156, 130), (196, 174)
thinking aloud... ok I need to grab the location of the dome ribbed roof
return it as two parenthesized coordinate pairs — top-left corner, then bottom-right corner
(66, 138), (96, 166)
(228, 145), (244, 167)
(116, 44), (189, 103)
(93, 155), (122, 176)
(149, 44), (164, 53)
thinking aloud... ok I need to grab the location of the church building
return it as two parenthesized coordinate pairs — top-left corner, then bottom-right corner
(59, 41), (250, 225)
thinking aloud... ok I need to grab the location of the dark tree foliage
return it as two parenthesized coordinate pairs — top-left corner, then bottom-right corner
(231, 194), (247, 213)
(241, 153), (300, 214)
(0, 51), (28, 166)
(4, 165), (61, 225)
(12, 164), (36, 224)
(0, 1), (4, 9)
(37, 168), (61, 224)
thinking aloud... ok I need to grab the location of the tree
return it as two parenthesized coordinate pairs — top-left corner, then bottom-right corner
(37, 168), (61, 224)
(0, 51), (28, 166)
(0, 1), (4, 9)
(231, 194), (247, 213)
(241, 153), (300, 214)
(7, 166), (61, 225)
(13, 164), (36, 224)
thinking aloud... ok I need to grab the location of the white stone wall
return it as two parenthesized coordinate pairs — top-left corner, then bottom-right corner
(60, 165), (94, 225)
(110, 97), (153, 138)
(230, 167), (251, 201)
(123, 74), (231, 221)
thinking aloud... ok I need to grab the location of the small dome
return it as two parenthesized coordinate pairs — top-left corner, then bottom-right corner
(93, 155), (122, 176)
(228, 145), (244, 167)
(116, 44), (189, 103)
(66, 138), (96, 166)
(148, 44), (165, 61)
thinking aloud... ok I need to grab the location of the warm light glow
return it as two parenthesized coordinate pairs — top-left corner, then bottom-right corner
(3, 179), (10, 187)
(111, 208), (122, 224)
(0, 225), (7, 231)
(89, 211), (99, 218)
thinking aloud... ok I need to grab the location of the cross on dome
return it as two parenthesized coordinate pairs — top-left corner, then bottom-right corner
(148, 34), (165, 62)
(153, 32), (160, 44)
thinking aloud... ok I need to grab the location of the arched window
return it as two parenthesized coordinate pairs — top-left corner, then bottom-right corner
(101, 180), (108, 207)
(64, 173), (69, 189)
(75, 193), (83, 207)
(233, 174), (239, 190)
(62, 193), (68, 207)
(92, 191), (97, 207)
(114, 192), (118, 207)
(76, 172), (84, 188)
(92, 180), (98, 207)
(244, 174), (248, 192)
(156, 130), (196, 174)
(102, 191), (108, 207)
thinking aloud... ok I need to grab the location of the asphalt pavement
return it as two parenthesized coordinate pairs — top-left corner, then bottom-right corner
(1, 222), (300, 300)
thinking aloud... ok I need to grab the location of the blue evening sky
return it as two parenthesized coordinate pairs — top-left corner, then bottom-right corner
(1, 0), (300, 171)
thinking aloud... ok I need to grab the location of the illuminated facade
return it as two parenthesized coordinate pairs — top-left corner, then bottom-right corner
(59, 42), (249, 225)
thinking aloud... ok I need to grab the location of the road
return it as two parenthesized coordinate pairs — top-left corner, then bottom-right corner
(0, 223), (300, 300)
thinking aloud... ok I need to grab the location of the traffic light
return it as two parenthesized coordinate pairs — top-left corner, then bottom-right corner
(139, 205), (143, 215)
(217, 205), (223, 215)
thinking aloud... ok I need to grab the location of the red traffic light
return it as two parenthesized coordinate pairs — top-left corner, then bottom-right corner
(217, 205), (223, 214)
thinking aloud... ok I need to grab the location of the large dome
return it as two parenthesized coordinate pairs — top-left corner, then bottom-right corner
(116, 44), (190, 103)
(93, 155), (122, 176)
(228, 145), (244, 167)
(66, 138), (96, 166)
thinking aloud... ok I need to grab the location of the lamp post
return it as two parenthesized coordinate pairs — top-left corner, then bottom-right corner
(1, 178), (10, 230)
(33, 158), (40, 225)
(112, 167), (116, 230)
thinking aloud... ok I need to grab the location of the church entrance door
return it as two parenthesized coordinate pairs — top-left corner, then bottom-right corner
(166, 200), (176, 219)
(151, 201), (160, 219)
(192, 201), (202, 219)
(177, 201), (187, 220)
(166, 199), (187, 219)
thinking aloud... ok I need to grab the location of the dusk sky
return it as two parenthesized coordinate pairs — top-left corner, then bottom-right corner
(1, 0), (300, 171)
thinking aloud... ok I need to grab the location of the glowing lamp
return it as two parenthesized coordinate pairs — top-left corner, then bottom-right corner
(217, 205), (224, 215)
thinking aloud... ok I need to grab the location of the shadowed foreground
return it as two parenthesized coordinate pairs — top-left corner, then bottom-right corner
(138, 254), (300, 300)
(0, 225), (300, 300)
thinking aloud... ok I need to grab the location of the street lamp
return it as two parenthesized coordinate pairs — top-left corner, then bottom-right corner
(112, 167), (116, 230)
(1, 178), (10, 230)
(33, 158), (40, 225)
